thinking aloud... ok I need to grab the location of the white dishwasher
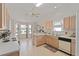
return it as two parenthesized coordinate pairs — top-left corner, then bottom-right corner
(58, 37), (71, 54)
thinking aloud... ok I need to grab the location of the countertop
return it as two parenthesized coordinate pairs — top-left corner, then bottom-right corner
(0, 40), (19, 55)
(34, 33), (76, 39)
(34, 33), (52, 35)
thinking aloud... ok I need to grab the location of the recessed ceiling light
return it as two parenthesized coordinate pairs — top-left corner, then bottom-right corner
(54, 6), (57, 8)
(36, 3), (43, 7)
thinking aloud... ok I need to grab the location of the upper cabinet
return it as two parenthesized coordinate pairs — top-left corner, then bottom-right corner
(63, 16), (76, 30)
(64, 16), (70, 30)
(0, 3), (2, 28)
(0, 3), (10, 30)
(41, 20), (53, 30)
(70, 16), (76, 30)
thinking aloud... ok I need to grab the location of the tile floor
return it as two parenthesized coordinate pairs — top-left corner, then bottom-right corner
(20, 39), (68, 56)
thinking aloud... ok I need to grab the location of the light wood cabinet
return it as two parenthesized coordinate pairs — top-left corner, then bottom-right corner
(64, 16), (70, 30)
(3, 4), (10, 29)
(0, 3), (10, 29)
(0, 3), (6, 29)
(35, 35), (46, 46)
(70, 39), (75, 56)
(46, 36), (59, 48)
(0, 3), (2, 28)
(35, 35), (59, 49)
(70, 16), (76, 30)
(64, 16), (76, 30)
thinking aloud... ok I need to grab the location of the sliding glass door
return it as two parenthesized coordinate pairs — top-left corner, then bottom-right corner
(15, 24), (32, 39)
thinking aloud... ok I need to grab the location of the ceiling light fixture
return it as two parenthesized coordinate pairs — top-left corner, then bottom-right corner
(54, 6), (57, 8)
(36, 3), (43, 7)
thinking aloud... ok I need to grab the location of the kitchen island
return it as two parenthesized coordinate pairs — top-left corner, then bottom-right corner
(0, 40), (19, 56)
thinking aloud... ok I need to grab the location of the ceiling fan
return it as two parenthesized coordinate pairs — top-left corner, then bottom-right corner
(25, 8), (40, 17)
(31, 12), (40, 17)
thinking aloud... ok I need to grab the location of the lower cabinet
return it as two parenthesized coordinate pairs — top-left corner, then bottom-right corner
(71, 39), (75, 56)
(35, 35), (75, 55)
(35, 35), (46, 46)
(35, 35), (59, 49)
(46, 36), (59, 49)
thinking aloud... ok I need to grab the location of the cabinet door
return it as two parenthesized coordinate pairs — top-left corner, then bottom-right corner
(64, 16), (70, 30)
(2, 3), (6, 29)
(0, 3), (10, 29)
(0, 3), (2, 28)
(47, 36), (59, 48)
(70, 16), (76, 30)
(5, 7), (10, 29)
(35, 35), (45, 46)
(70, 39), (75, 55)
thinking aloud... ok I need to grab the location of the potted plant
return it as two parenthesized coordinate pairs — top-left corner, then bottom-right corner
(0, 30), (11, 42)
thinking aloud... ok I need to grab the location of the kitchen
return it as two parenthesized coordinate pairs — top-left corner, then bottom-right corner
(0, 3), (77, 56)
(33, 15), (76, 56)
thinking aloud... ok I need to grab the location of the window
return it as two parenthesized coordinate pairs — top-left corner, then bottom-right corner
(20, 24), (32, 34)
(28, 25), (32, 34)
(20, 25), (27, 34)
(15, 24), (18, 35)
(53, 21), (63, 31)
(54, 27), (62, 31)
(15, 24), (32, 35)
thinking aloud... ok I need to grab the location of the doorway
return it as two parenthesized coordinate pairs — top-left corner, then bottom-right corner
(15, 24), (32, 39)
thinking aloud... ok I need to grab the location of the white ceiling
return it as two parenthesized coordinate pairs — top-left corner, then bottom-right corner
(5, 3), (79, 23)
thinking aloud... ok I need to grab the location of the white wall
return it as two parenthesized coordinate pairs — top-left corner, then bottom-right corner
(10, 18), (16, 38)
(77, 10), (79, 56)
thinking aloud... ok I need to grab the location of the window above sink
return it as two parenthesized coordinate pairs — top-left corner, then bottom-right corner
(53, 20), (63, 32)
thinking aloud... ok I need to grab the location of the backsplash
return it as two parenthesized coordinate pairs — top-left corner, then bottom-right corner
(52, 31), (64, 36)
(34, 20), (52, 35)
(64, 30), (76, 37)
(53, 30), (76, 37)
